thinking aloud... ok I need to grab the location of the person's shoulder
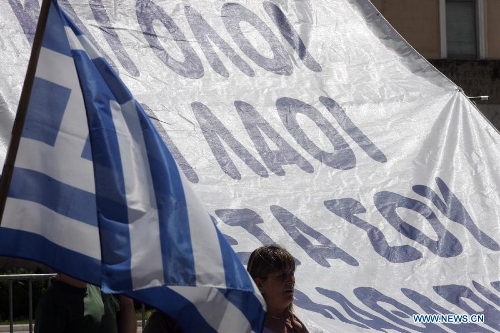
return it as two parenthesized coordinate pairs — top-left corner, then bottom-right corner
(291, 314), (309, 333)
(41, 280), (87, 301)
(35, 280), (86, 326)
(144, 310), (183, 333)
(51, 280), (87, 292)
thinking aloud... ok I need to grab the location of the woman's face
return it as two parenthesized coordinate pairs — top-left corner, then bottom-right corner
(257, 268), (295, 311)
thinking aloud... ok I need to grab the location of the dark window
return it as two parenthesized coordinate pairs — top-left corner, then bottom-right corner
(446, 0), (477, 59)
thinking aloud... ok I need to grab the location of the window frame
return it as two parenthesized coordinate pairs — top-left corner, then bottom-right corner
(439, 0), (486, 59)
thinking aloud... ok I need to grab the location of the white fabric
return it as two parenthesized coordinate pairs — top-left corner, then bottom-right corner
(1, 0), (499, 331)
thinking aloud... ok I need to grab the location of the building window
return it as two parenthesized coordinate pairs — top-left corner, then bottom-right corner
(440, 0), (485, 59)
(446, 0), (477, 58)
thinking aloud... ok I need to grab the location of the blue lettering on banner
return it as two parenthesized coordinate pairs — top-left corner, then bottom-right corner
(8, 0), (121, 73)
(136, 0), (204, 79)
(8, 0), (39, 44)
(214, 208), (306, 266)
(262, 1), (322, 73)
(325, 177), (498, 263)
(354, 287), (445, 332)
(473, 281), (500, 308)
(319, 96), (387, 163)
(234, 101), (314, 175)
(324, 198), (423, 263)
(413, 178), (500, 251)
(276, 97), (356, 170)
(88, 0), (139, 76)
(492, 282), (500, 293)
(294, 283), (500, 332)
(215, 208), (275, 264)
(374, 191), (463, 258)
(270, 205), (359, 267)
(221, 3), (293, 76)
(216, 177), (487, 267)
(215, 205), (360, 268)
(316, 287), (411, 332)
(10, 1), (322, 78)
(187, 96), (385, 179)
(184, 6), (255, 78)
(222, 233), (238, 245)
(401, 288), (486, 332)
(434, 285), (500, 331)
(191, 102), (269, 180)
(293, 288), (371, 330)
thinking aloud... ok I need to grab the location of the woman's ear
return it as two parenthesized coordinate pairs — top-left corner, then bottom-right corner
(254, 277), (265, 293)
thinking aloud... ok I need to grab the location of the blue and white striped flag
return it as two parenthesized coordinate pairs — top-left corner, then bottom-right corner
(0, 0), (265, 331)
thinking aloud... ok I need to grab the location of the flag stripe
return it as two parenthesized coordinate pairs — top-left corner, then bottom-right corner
(71, 42), (196, 288)
(0, 227), (101, 284)
(9, 167), (97, 226)
(110, 99), (165, 289)
(41, 1), (71, 56)
(65, 26), (101, 60)
(180, 173), (226, 285)
(170, 286), (253, 332)
(24, 77), (70, 146)
(131, 286), (217, 333)
(86, 89), (133, 290)
(2, 197), (100, 259)
(15, 138), (95, 193)
(70, 45), (133, 291)
(138, 110), (197, 285)
(220, 287), (267, 331)
(215, 225), (256, 290)
(17, 45), (95, 193)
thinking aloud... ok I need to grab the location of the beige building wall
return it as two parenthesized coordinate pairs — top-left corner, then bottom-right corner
(370, 0), (440, 58)
(372, 0), (500, 60)
(487, 1), (500, 59)
(370, 1), (500, 130)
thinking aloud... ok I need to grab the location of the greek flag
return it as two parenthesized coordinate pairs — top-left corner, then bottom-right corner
(0, 0), (265, 331)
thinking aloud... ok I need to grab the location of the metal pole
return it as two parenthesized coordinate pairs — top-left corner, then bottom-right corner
(9, 280), (13, 333)
(142, 303), (146, 328)
(29, 279), (33, 333)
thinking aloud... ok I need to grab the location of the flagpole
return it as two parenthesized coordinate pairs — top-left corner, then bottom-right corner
(0, 0), (53, 224)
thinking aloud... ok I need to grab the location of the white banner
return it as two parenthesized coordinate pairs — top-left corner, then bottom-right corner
(1, 0), (500, 331)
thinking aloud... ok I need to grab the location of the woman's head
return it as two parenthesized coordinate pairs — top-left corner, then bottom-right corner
(247, 245), (296, 315)
(247, 245), (296, 279)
